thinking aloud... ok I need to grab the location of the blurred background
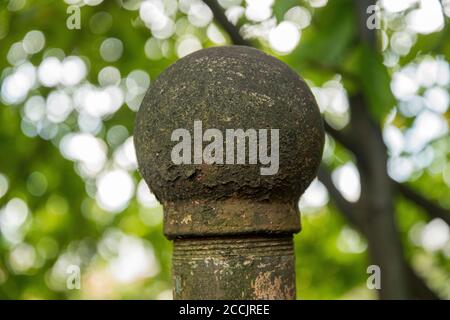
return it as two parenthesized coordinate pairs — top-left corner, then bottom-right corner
(0, 0), (449, 299)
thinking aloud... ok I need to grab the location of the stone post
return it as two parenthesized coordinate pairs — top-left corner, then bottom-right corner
(134, 46), (324, 299)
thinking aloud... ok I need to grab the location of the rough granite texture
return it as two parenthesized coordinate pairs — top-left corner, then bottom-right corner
(134, 46), (324, 238)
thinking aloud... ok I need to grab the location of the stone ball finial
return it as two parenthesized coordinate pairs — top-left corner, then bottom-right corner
(134, 46), (324, 239)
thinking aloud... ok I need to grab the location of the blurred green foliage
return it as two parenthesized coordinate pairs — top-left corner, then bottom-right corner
(0, 0), (449, 299)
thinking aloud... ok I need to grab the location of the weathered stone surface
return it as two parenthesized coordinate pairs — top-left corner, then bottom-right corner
(173, 236), (296, 299)
(134, 46), (324, 238)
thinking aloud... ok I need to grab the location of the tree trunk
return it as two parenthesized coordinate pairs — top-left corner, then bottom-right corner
(351, 95), (410, 299)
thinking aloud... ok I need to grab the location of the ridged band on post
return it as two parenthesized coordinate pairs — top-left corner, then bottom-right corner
(134, 46), (324, 299)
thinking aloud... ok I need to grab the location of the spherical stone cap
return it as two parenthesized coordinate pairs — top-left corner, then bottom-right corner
(134, 46), (324, 238)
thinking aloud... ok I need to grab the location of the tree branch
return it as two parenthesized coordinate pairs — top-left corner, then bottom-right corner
(394, 181), (450, 226)
(323, 121), (357, 153)
(204, 0), (251, 46)
(317, 166), (360, 227)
